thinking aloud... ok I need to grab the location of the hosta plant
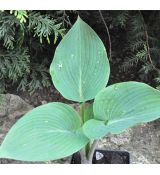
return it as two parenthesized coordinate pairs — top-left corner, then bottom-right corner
(0, 16), (160, 164)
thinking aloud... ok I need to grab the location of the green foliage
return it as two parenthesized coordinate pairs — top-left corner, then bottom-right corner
(0, 48), (30, 81)
(50, 17), (110, 102)
(17, 61), (51, 93)
(0, 16), (160, 163)
(118, 11), (160, 86)
(10, 10), (28, 23)
(0, 103), (88, 161)
(0, 10), (66, 93)
(112, 11), (129, 28)
(28, 11), (65, 44)
(121, 13), (148, 71)
(1, 10), (160, 94)
(83, 82), (160, 139)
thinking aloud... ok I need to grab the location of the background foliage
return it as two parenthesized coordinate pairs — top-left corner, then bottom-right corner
(0, 10), (160, 94)
(79, 10), (160, 88)
(0, 10), (71, 93)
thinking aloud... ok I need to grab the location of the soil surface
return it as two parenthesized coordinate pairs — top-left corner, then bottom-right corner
(6, 86), (70, 107)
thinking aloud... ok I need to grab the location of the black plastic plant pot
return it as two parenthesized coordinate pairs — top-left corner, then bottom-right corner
(71, 149), (130, 164)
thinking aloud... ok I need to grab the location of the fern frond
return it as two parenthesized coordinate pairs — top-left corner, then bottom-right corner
(28, 12), (65, 44)
(129, 39), (145, 51)
(139, 63), (153, 74)
(10, 10), (28, 23)
(135, 47), (148, 61)
(121, 56), (140, 71)
(0, 16), (15, 49)
(0, 48), (30, 82)
(112, 11), (129, 28)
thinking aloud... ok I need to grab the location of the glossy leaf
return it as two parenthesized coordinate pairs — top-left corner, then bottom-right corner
(0, 102), (89, 161)
(50, 17), (110, 102)
(83, 81), (160, 139)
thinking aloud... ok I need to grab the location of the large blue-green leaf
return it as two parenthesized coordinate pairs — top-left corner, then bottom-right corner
(83, 81), (160, 139)
(0, 102), (89, 161)
(50, 17), (110, 102)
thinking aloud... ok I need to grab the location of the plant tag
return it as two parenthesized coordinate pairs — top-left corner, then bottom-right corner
(96, 151), (104, 160)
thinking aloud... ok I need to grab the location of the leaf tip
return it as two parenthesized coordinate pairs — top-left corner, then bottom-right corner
(77, 15), (83, 22)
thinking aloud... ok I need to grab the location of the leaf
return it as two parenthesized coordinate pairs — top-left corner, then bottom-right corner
(0, 102), (89, 161)
(83, 119), (107, 139)
(50, 16), (110, 102)
(83, 81), (160, 139)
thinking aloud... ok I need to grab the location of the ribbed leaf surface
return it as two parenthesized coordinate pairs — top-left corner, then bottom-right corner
(83, 82), (160, 139)
(0, 103), (89, 161)
(50, 17), (110, 102)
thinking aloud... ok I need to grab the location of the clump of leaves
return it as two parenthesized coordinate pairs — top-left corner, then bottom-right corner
(10, 10), (28, 23)
(120, 11), (160, 84)
(28, 11), (65, 44)
(0, 10), (65, 93)
(0, 17), (160, 164)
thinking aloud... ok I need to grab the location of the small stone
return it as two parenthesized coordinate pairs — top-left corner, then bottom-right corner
(41, 100), (47, 104)
(0, 94), (33, 120)
(99, 121), (160, 163)
(96, 151), (104, 160)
